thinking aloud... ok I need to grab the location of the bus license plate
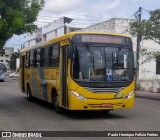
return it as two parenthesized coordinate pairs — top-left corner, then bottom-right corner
(101, 103), (112, 108)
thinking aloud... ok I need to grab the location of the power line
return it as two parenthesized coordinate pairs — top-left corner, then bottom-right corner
(121, 7), (157, 36)
(9, 38), (24, 43)
(127, 0), (134, 15)
(34, 20), (53, 23)
(142, 8), (151, 13)
(36, 8), (146, 33)
(119, 7), (149, 34)
(34, 20), (94, 27)
(35, 17), (100, 28)
(42, 9), (105, 19)
(38, 15), (105, 22)
(104, 14), (135, 32)
(5, 43), (22, 45)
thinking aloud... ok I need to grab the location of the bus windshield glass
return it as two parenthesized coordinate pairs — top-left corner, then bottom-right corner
(72, 45), (134, 82)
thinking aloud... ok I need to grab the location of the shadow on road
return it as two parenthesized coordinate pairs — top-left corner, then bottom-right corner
(23, 96), (128, 120)
(22, 96), (52, 111)
(63, 110), (128, 120)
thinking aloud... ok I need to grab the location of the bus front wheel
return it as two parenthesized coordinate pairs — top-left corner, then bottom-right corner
(52, 94), (63, 114)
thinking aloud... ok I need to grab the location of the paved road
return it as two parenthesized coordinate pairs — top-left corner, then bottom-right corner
(0, 78), (160, 140)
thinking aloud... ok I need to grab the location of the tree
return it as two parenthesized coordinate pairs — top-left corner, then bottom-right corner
(0, 0), (44, 49)
(130, 9), (160, 63)
(130, 9), (160, 89)
(139, 48), (160, 65)
(9, 51), (20, 71)
(130, 9), (160, 44)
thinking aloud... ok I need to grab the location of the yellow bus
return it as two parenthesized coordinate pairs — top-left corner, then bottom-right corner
(19, 32), (135, 113)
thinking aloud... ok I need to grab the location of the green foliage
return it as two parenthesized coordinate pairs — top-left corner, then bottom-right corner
(139, 48), (160, 64)
(130, 9), (160, 44)
(155, 54), (160, 62)
(136, 82), (141, 90)
(0, 0), (44, 49)
(8, 51), (20, 70)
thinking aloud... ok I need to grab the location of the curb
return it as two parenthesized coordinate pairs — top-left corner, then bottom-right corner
(135, 91), (160, 101)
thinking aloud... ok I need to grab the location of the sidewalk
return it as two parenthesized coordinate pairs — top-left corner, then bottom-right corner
(135, 91), (160, 101)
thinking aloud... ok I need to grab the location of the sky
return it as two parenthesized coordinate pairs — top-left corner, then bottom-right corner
(5, 0), (160, 51)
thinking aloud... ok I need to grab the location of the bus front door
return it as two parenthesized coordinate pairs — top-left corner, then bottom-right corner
(21, 55), (25, 92)
(61, 47), (68, 108)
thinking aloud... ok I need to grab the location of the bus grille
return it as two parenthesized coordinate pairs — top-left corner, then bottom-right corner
(83, 87), (125, 93)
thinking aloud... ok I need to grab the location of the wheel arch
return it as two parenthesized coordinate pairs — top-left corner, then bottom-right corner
(51, 87), (58, 103)
(25, 82), (30, 94)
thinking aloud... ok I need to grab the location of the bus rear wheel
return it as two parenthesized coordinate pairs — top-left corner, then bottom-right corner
(27, 85), (33, 101)
(52, 94), (63, 114)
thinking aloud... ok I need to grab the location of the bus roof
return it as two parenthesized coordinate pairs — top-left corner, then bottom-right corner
(20, 32), (131, 53)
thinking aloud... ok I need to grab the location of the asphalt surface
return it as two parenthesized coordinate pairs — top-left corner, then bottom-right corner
(0, 77), (160, 140)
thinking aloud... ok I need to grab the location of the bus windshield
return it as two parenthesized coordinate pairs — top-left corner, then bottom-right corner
(72, 45), (134, 82)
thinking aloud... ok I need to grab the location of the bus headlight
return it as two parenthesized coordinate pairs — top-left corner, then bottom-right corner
(71, 90), (87, 101)
(124, 91), (134, 100)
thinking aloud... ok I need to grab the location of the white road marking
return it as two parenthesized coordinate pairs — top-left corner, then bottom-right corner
(106, 121), (116, 125)
(151, 109), (160, 113)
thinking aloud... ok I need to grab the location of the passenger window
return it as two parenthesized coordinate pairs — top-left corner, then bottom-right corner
(49, 44), (59, 67)
(30, 51), (34, 68)
(26, 52), (30, 67)
(36, 49), (40, 67)
(40, 48), (45, 67)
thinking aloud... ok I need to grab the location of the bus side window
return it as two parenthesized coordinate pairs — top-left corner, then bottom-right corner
(35, 49), (40, 68)
(34, 50), (37, 68)
(30, 51), (34, 68)
(26, 52), (30, 68)
(44, 47), (49, 67)
(49, 44), (59, 67)
(40, 48), (45, 67)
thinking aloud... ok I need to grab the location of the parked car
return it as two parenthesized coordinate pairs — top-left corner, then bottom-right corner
(0, 73), (4, 82)
(9, 72), (19, 79)
(4, 72), (11, 77)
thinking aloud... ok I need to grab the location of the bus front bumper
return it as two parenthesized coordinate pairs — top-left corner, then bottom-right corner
(68, 94), (134, 110)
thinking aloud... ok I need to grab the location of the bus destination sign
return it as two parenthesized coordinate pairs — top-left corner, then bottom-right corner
(77, 34), (131, 45)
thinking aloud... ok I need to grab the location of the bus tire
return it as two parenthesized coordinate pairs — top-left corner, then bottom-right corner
(27, 84), (33, 101)
(52, 94), (63, 114)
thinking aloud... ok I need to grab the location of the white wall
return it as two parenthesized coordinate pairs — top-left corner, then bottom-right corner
(16, 58), (20, 70)
(139, 40), (160, 80)
(79, 18), (160, 86)
(80, 19), (116, 33)
(0, 47), (14, 70)
(24, 19), (65, 48)
(0, 57), (10, 70)
(45, 27), (65, 41)
(42, 23), (64, 35)
(24, 33), (36, 42)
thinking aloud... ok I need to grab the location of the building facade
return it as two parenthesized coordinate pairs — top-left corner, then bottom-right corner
(23, 17), (81, 48)
(80, 18), (160, 92)
(0, 47), (14, 71)
(23, 17), (160, 92)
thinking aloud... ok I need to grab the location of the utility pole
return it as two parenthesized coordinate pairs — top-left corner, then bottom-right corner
(136, 7), (142, 89)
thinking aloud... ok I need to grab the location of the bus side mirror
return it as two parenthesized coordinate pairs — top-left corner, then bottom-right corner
(134, 51), (137, 68)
